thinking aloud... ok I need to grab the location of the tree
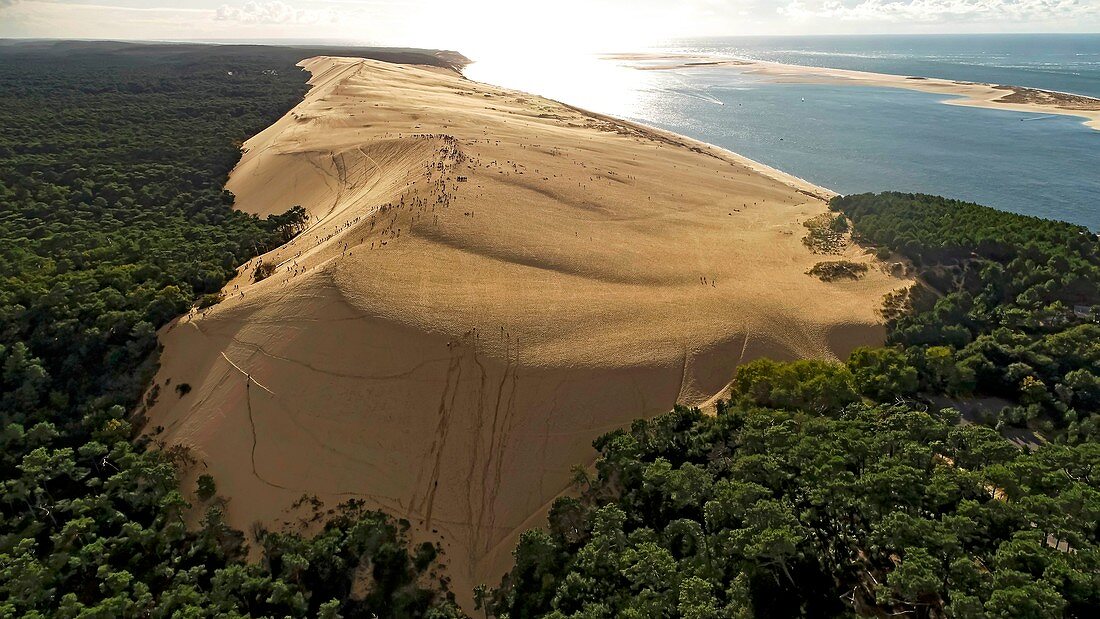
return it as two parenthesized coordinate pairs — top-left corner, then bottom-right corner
(196, 474), (217, 501)
(847, 347), (919, 401)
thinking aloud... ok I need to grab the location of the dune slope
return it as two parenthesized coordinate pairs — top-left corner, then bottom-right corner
(145, 57), (905, 606)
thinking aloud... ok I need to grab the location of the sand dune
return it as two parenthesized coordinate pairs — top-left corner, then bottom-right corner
(609, 53), (1100, 131)
(144, 57), (905, 608)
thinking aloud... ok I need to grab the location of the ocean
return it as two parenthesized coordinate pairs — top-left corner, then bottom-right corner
(670, 34), (1100, 99)
(465, 34), (1100, 230)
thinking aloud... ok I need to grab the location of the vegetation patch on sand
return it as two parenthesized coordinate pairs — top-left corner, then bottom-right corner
(252, 260), (278, 281)
(807, 259), (869, 281)
(801, 212), (850, 254)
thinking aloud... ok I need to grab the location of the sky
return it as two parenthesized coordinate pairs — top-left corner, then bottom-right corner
(1, 0), (1099, 55)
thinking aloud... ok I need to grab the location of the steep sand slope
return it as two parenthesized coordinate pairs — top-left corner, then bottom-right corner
(145, 57), (905, 606)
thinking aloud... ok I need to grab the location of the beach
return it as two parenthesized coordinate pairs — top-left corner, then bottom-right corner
(142, 56), (907, 610)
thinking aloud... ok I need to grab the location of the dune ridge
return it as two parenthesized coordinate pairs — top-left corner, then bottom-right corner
(144, 57), (906, 608)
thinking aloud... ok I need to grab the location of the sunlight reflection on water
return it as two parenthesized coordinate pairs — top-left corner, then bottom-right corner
(460, 48), (1100, 229)
(462, 51), (656, 119)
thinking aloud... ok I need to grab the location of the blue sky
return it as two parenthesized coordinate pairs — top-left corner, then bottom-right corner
(1, 0), (1098, 50)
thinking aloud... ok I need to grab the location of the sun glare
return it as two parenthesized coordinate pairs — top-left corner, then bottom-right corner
(462, 50), (657, 119)
(415, 0), (671, 116)
(409, 0), (674, 58)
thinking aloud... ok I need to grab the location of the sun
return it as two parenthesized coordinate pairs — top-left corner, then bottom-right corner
(404, 0), (676, 58)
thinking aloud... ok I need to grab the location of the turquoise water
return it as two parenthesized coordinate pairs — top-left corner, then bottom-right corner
(467, 35), (1100, 230)
(667, 34), (1100, 99)
(628, 66), (1100, 230)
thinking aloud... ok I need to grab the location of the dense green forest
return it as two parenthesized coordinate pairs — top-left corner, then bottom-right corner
(489, 194), (1099, 618)
(490, 405), (1097, 617)
(836, 193), (1100, 440)
(0, 42), (463, 616)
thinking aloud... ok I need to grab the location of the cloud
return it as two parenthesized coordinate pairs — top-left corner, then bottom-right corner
(214, 1), (334, 24)
(780, 0), (1100, 22)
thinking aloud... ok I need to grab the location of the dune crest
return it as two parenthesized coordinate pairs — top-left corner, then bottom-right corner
(145, 57), (906, 607)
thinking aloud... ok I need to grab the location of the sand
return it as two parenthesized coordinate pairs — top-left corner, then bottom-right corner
(609, 53), (1100, 131)
(143, 57), (906, 609)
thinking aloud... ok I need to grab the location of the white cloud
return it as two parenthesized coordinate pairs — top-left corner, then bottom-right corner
(2, 0), (1100, 41)
(780, 0), (1100, 22)
(214, 1), (334, 25)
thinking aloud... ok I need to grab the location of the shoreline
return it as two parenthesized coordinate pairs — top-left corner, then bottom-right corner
(458, 66), (839, 201)
(606, 52), (1100, 131)
(549, 99), (838, 202)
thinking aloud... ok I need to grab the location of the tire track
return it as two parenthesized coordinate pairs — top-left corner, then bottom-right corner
(484, 337), (521, 552)
(465, 332), (490, 549)
(410, 348), (463, 529)
(472, 335), (523, 556)
(243, 375), (291, 491)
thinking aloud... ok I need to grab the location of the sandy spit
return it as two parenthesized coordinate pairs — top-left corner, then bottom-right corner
(609, 53), (1100, 131)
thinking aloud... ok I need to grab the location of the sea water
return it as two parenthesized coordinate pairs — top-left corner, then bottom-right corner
(465, 35), (1100, 230)
(671, 34), (1100, 99)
